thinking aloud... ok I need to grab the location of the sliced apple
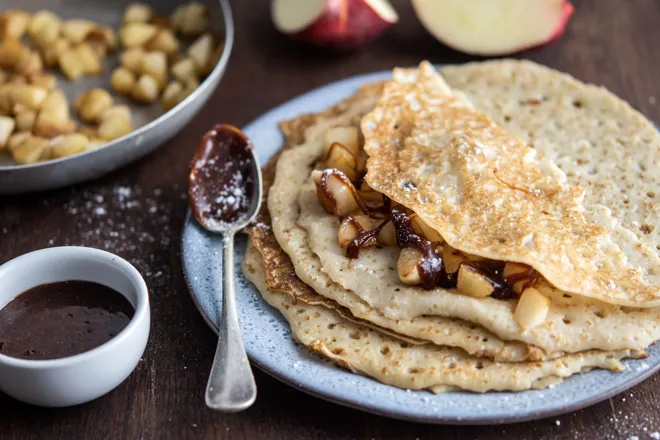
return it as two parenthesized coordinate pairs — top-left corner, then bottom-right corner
(411, 0), (573, 56)
(272, 0), (398, 50)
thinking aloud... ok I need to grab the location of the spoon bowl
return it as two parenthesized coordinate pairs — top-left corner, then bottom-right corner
(188, 124), (262, 412)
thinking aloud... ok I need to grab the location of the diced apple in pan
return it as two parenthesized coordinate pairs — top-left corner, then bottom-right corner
(0, 116), (15, 150)
(271, 0), (398, 50)
(411, 0), (573, 56)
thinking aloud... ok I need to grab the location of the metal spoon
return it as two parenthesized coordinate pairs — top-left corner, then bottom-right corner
(188, 124), (262, 412)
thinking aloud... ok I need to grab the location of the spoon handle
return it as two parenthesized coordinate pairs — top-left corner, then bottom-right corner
(205, 232), (257, 411)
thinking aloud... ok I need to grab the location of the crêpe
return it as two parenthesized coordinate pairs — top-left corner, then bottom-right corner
(267, 61), (660, 355)
(244, 241), (635, 393)
(361, 62), (660, 307)
(244, 60), (660, 392)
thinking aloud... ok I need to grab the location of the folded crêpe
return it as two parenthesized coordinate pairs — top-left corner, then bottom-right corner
(245, 59), (660, 392)
(361, 61), (660, 307)
(243, 241), (634, 393)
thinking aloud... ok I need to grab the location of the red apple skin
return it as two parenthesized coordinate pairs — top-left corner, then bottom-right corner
(546, 1), (574, 44)
(487, 1), (574, 56)
(286, 0), (396, 50)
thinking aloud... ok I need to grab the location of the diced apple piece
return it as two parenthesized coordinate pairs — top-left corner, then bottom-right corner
(201, 43), (223, 76)
(409, 213), (443, 242)
(318, 171), (361, 215)
(120, 48), (145, 73)
(35, 89), (74, 137)
(272, 0), (398, 50)
(514, 287), (550, 329)
(58, 48), (84, 80)
(98, 113), (133, 141)
(6, 131), (31, 151)
(171, 2), (208, 37)
(11, 135), (49, 164)
(141, 51), (167, 88)
(337, 215), (372, 248)
(0, 116), (16, 149)
(9, 84), (48, 109)
(29, 73), (57, 90)
(323, 126), (360, 157)
(456, 264), (494, 298)
(75, 88), (113, 123)
(131, 74), (159, 103)
(161, 81), (184, 110)
(14, 51), (43, 76)
(85, 26), (117, 55)
(49, 133), (89, 158)
(15, 109), (36, 132)
(171, 57), (197, 83)
(442, 244), (465, 274)
(41, 38), (69, 68)
(0, 9), (31, 40)
(120, 23), (158, 48)
(75, 43), (102, 76)
(0, 39), (31, 71)
(377, 221), (397, 246)
(397, 247), (423, 285)
(61, 19), (95, 44)
(324, 143), (358, 182)
(101, 105), (132, 122)
(111, 67), (136, 96)
(28, 10), (61, 48)
(503, 262), (534, 294)
(146, 29), (179, 54)
(123, 3), (153, 24)
(187, 33), (214, 74)
(411, 0), (573, 56)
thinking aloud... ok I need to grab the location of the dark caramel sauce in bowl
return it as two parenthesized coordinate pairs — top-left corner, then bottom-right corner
(0, 246), (150, 407)
(0, 281), (135, 361)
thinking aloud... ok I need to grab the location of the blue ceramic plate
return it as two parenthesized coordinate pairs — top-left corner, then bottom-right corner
(181, 71), (660, 424)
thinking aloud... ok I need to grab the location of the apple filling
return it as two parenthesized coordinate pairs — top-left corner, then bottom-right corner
(311, 126), (549, 328)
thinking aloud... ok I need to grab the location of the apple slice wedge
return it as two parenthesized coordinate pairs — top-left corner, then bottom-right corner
(411, 0), (573, 56)
(272, 0), (398, 50)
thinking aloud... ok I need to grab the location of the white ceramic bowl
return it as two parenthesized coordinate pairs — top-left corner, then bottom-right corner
(0, 247), (150, 407)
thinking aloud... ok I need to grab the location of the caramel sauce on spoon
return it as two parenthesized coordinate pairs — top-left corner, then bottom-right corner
(189, 125), (258, 229)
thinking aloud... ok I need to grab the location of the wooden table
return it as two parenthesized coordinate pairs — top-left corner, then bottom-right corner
(1, 0), (659, 438)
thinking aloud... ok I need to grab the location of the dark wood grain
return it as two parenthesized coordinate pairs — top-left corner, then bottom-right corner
(1, 0), (659, 439)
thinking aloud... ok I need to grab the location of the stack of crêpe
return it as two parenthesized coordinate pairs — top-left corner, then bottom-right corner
(242, 60), (660, 393)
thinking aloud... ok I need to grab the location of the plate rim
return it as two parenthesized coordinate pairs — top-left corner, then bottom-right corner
(181, 69), (660, 425)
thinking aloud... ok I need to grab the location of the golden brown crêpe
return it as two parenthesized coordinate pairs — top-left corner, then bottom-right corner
(243, 61), (660, 393)
(267, 65), (660, 356)
(361, 61), (660, 307)
(243, 241), (637, 393)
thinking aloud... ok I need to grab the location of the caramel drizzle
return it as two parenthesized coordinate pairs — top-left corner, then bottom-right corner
(504, 266), (540, 295)
(316, 169), (388, 218)
(346, 217), (390, 259)
(316, 168), (526, 296)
